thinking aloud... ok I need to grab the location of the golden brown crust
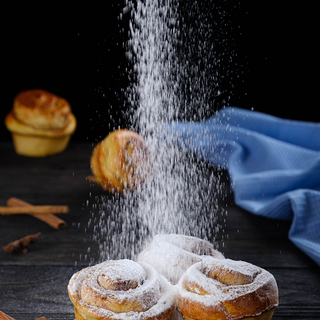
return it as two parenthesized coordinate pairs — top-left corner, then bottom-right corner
(5, 111), (76, 137)
(89, 129), (149, 193)
(181, 309), (275, 320)
(0, 311), (16, 320)
(5, 89), (76, 157)
(177, 257), (278, 320)
(68, 260), (176, 320)
(13, 89), (71, 130)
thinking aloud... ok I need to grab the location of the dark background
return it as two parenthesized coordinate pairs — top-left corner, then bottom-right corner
(1, 1), (318, 143)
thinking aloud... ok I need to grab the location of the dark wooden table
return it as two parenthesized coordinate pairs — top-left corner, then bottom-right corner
(0, 141), (319, 319)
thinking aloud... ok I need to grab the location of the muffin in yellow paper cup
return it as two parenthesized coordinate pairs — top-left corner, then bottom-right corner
(5, 89), (76, 157)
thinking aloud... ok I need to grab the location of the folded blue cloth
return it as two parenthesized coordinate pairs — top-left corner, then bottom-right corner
(165, 107), (320, 266)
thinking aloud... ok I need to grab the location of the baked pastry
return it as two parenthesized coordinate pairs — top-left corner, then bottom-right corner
(5, 89), (76, 157)
(68, 259), (176, 320)
(88, 129), (149, 193)
(137, 234), (225, 285)
(177, 257), (278, 320)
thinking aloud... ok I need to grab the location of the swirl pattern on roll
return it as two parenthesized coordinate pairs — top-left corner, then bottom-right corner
(13, 89), (72, 130)
(89, 129), (150, 193)
(68, 259), (176, 320)
(177, 257), (279, 320)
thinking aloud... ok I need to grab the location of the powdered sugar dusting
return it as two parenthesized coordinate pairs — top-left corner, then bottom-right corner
(89, 0), (232, 263)
(201, 257), (260, 285)
(177, 257), (278, 314)
(97, 259), (146, 289)
(68, 259), (176, 320)
(137, 234), (225, 284)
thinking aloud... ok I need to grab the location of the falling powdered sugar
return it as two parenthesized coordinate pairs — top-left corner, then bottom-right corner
(137, 234), (225, 284)
(89, 0), (241, 262)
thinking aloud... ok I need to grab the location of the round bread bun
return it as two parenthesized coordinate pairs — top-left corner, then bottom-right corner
(67, 259), (176, 320)
(137, 234), (225, 285)
(5, 89), (76, 157)
(177, 257), (278, 320)
(13, 89), (71, 130)
(88, 129), (150, 193)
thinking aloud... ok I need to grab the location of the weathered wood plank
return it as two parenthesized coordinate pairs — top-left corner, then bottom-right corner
(1, 142), (317, 269)
(0, 142), (94, 206)
(1, 198), (311, 269)
(1, 141), (319, 320)
(219, 206), (318, 269)
(0, 266), (76, 314)
(0, 266), (319, 318)
(0, 314), (74, 320)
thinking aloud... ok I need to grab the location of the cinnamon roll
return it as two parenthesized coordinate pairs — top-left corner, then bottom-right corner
(68, 259), (176, 320)
(177, 257), (278, 320)
(5, 89), (76, 157)
(137, 234), (224, 285)
(88, 129), (149, 193)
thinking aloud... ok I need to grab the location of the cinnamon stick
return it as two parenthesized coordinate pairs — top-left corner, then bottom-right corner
(0, 311), (15, 320)
(3, 233), (40, 254)
(6, 198), (67, 230)
(0, 311), (46, 320)
(0, 205), (68, 215)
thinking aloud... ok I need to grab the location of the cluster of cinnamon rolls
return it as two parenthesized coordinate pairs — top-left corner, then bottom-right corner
(68, 234), (278, 320)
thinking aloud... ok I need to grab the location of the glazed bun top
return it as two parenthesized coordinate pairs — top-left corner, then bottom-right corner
(13, 89), (72, 130)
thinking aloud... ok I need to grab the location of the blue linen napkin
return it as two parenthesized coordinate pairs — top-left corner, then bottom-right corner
(165, 107), (320, 265)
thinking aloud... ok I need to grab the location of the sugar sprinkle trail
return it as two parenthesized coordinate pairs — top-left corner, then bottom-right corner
(88, 0), (240, 262)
